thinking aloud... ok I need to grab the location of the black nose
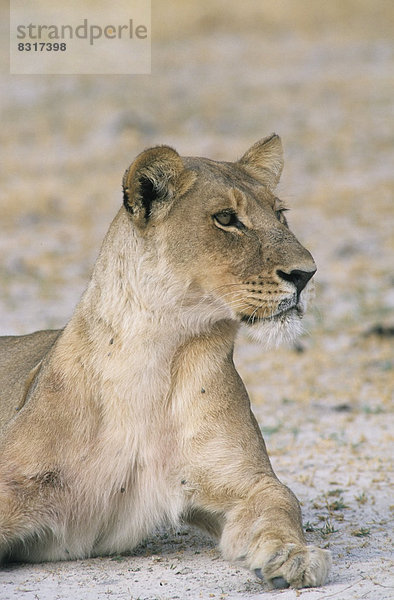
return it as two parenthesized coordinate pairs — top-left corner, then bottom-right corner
(277, 268), (316, 295)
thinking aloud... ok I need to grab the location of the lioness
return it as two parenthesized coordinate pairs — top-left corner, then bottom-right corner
(0, 135), (331, 589)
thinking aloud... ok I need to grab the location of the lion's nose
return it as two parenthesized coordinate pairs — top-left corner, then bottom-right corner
(276, 268), (316, 295)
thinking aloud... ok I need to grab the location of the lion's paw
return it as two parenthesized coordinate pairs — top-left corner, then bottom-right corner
(251, 542), (331, 589)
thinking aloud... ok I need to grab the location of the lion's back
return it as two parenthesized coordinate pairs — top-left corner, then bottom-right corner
(0, 329), (62, 430)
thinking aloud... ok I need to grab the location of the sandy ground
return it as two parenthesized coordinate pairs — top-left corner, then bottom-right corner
(0, 2), (393, 599)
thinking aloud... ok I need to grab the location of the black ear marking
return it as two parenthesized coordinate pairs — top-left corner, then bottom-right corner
(122, 167), (131, 211)
(122, 145), (191, 227)
(138, 175), (158, 221)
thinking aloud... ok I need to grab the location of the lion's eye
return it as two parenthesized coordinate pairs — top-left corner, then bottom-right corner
(214, 211), (239, 227)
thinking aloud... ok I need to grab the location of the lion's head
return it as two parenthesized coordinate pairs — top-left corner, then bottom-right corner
(121, 135), (316, 347)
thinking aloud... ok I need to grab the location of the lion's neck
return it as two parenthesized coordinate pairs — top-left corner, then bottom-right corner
(52, 210), (237, 408)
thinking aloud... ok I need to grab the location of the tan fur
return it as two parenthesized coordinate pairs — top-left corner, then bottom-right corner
(0, 136), (331, 588)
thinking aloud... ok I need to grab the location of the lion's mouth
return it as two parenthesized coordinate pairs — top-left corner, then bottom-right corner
(239, 301), (303, 325)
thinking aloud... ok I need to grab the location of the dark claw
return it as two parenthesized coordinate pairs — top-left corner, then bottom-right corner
(271, 576), (290, 589)
(254, 568), (264, 580)
(254, 570), (290, 589)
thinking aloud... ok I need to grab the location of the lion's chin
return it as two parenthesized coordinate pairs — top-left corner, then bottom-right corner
(241, 307), (304, 349)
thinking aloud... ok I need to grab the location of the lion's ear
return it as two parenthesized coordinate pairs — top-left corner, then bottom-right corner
(122, 146), (194, 228)
(238, 134), (283, 190)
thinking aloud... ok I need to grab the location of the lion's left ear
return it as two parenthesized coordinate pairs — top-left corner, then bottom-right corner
(122, 145), (195, 229)
(238, 134), (284, 190)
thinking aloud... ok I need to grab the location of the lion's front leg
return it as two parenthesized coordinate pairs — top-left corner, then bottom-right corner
(218, 477), (331, 588)
(184, 407), (331, 589)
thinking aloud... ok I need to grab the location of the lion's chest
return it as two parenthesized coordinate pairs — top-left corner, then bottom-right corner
(86, 402), (186, 555)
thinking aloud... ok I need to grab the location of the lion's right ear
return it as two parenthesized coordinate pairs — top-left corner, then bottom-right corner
(122, 146), (195, 229)
(238, 134), (284, 190)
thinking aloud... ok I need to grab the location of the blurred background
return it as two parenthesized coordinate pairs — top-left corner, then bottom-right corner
(0, 0), (393, 587)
